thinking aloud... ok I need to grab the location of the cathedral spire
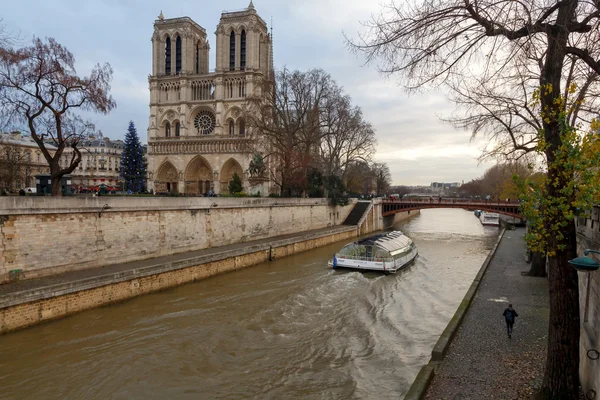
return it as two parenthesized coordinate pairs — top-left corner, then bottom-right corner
(158, 10), (164, 21)
(248, 0), (255, 10)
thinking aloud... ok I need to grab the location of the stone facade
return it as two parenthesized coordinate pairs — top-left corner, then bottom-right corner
(0, 132), (54, 190)
(0, 197), (355, 282)
(147, 2), (273, 195)
(60, 136), (126, 191)
(0, 133), (139, 193)
(575, 206), (600, 398)
(0, 227), (357, 334)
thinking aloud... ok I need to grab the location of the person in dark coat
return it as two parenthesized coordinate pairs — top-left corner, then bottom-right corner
(503, 304), (519, 338)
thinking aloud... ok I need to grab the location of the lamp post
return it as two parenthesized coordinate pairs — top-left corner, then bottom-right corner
(569, 249), (600, 323)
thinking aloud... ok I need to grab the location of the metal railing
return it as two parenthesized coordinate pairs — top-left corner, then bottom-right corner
(336, 255), (392, 263)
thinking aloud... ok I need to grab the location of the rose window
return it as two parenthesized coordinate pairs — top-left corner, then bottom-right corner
(194, 110), (216, 135)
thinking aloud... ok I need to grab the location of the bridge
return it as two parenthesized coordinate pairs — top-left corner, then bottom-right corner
(382, 199), (523, 219)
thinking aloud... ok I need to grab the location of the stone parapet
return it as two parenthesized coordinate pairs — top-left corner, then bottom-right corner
(0, 197), (357, 282)
(0, 226), (357, 334)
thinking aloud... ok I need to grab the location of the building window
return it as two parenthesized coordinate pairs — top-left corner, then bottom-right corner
(165, 37), (171, 75)
(239, 119), (245, 136)
(195, 42), (199, 73)
(259, 40), (262, 69)
(229, 31), (235, 71)
(175, 36), (182, 74)
(165, 122), (171, 137)
(175, 122), (180, 137)
(229, 120), (234, 135)
(240, 30), (246, 70)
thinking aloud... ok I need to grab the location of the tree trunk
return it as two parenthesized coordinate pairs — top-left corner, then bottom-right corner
(538, 2), (581, 397)
(51, 174), (62, 196)
(50, 161), (63, 197)
(541, 223), (580, 399)
(527, 251), (547, 277)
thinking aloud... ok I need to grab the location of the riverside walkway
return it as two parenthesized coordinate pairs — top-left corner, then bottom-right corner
(423, 227), (550, 399)
(0, 225), (355, 302)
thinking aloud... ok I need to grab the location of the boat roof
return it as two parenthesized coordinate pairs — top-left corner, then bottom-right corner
(355, 230), (412, 252)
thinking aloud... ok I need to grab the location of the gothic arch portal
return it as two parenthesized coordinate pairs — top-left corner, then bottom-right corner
(185, 155), (213, 194)
(156, 161), (179, 193)
(220, 158), (244, 193)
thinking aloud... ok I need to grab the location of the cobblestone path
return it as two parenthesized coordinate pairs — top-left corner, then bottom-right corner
(425, 228), (549, 400)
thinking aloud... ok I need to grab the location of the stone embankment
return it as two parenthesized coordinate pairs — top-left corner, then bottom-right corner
(0, 225), (357, 334)
(405, 227), (550, 399)
(0, 197), (359, 282)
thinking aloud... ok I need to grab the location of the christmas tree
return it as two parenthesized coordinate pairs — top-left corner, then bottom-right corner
(228, 172), (243, 194)
(120, 121), (147, 193)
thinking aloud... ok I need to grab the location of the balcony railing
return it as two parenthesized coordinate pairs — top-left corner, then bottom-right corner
(149, 137), (251, 155)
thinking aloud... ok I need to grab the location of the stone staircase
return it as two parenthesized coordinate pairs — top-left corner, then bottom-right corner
(343, 201), (371, 226)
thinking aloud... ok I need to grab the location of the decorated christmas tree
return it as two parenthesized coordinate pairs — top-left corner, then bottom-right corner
(120, 121), (147, 193)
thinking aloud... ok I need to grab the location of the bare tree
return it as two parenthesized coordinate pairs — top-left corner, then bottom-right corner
(247, 67), (375, 197)
(0, 37), (115, 196)
(320, 92), (377, 178)
(372, 162), (392, 196)
(246, 68), (327, 195)
(345, 160), (374, 195)
(348, 1), (600, 397)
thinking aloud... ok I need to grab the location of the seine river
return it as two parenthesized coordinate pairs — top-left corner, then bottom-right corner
(0, 208), (499, 400)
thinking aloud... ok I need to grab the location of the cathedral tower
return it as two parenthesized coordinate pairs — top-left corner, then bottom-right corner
(147, 2), (273, 195)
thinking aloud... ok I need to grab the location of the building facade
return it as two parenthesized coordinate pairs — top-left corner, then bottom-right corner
(147, 1), (273, 195)
(0, 132), (53, 191)
(62, 137), (125, 191)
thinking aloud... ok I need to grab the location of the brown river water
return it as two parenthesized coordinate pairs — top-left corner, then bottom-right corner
(0, 208), (499, 400)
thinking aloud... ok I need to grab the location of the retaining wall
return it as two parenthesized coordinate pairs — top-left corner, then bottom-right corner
(0, 226), (357, 334)
(0, 197), (355, 282)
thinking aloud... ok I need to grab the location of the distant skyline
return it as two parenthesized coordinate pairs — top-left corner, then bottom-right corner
(3, 0), (496, 185)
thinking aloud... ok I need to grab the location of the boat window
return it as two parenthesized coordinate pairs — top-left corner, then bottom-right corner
(338, 244), (367, 257)
(390, 246), (411, 258)
(374, 247), (391, 259)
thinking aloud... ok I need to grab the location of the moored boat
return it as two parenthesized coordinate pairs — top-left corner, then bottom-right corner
(328, 230), (418, 273)
(479, 211), (500, 226)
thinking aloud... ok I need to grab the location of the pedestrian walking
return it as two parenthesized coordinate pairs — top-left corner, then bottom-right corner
(503, 304), (519, 338)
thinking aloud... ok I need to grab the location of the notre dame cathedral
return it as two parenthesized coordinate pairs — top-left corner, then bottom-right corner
(147, 1), (273, 195)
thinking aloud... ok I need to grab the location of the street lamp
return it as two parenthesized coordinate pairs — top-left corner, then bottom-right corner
(569, 249), (600, 272)
(569, 249), (600, 324)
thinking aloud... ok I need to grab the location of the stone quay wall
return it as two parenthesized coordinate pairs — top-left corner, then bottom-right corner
(0, 197), (356, 283)
(576, 206), (600, 397)
(0, 226), (357, 334)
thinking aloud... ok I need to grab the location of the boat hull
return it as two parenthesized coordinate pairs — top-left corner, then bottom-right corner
(329, 249), (418, 273)
(479, 212), (500, 226)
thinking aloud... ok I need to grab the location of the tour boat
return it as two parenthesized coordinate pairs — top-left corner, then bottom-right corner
(479, 211), (500, 226)
(328, 230), (418, 273)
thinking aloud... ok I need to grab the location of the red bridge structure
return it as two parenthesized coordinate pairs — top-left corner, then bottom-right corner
(382, 198), (523, 219)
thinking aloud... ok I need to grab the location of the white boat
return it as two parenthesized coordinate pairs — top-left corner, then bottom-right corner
(479, 211), (500, 226)
(328, 230), (418, 273)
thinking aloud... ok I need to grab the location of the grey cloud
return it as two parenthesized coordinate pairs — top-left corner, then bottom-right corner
(4, 0), (494, 185)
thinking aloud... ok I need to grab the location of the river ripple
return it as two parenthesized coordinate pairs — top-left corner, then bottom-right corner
(0, 208), (499, 400)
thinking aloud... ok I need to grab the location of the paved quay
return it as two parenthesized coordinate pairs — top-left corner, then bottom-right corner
(423, 227), (549, 399)
(0, 225), (355, 300)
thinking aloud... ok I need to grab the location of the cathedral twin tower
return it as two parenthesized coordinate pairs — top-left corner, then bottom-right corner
(147, 1), (272, 195)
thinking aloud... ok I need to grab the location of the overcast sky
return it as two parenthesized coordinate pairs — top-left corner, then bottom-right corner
(4, 0), (496, 185)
